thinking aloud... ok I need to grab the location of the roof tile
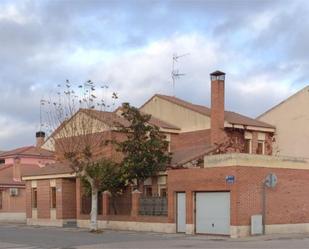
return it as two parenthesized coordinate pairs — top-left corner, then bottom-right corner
(154, 94), (274, 129)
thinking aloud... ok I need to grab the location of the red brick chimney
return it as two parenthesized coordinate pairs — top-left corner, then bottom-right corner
(210, 70), (226, 146)
(13, 157), (21, 182)
(36, 131), (45, 148)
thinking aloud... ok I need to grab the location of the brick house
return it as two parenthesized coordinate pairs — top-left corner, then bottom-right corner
(25, 70), (309, 238)
(22, 108), (181, 227)
(141, 71), (275, 167)
(168, 154), (309, 237)
(0, 132), (54, 222)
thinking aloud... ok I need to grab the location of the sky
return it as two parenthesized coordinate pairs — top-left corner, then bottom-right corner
(0, 0), (308, 150)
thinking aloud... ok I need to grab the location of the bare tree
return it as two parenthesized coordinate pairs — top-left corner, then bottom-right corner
(41, 80), (119, 231)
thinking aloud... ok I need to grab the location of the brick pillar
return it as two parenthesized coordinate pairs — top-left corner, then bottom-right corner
(13, 157), (21, 181)
(76, 178), (81, 219)
(102, 191), (111, 217)
(131, 189), (141, 218)
(56, 179), (63, 219)
(252, 132), (258, 154)
(210, 70), (226, 146)
(167, 190), (174, 223)
(186, 191), (194, 234)
(25, 181), (32, 218)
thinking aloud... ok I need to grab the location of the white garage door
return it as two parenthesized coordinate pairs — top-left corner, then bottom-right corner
(195, 192), (230, 235)
(177, 192), (186, 233)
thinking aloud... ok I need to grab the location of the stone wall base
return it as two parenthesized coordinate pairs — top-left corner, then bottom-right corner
(25, 219), (309, 238)
(77, 219), (176, 233)
(0, 212), (26, 223)
(265, 223), (309, 235)
(231, 223), (309, 238)
(186, 224), (194, 235)
(27, 218), (75, 227)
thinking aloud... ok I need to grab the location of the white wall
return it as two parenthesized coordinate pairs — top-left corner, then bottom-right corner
(141, 96), (210, 132)
(258, 86), (309, 158)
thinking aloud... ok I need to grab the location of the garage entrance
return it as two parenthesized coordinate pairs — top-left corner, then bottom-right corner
(195, 192), (230, 235)
(176, 192), (186, 233)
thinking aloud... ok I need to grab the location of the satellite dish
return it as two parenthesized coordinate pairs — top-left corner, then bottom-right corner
(265, 173), (278, 188)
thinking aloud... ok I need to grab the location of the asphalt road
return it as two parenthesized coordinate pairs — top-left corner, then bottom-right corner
(1, 224), (309, 249)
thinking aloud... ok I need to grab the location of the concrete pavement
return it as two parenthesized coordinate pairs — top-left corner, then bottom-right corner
(1, 224), (309, 249)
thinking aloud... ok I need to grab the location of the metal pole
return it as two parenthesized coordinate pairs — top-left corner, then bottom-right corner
(262, 182), (266, 235)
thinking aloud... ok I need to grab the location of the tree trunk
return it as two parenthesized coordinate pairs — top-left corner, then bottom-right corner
(90, 184), (98, 231)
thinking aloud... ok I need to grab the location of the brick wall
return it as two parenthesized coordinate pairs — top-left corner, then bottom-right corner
(170, 129), (210, 152)
(168, 166), (309, 226)
(167, 167), (236, 224)
(56, 179), (63, 219)
(61, 179), (76, 219)
(25, 178), (76, 220)
(55, 130), (126, 163)
(37, 180), (50, 219)
(0, 187), (26, 213)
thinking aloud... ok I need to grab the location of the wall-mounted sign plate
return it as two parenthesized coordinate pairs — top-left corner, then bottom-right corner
(225, 175), (235, 184)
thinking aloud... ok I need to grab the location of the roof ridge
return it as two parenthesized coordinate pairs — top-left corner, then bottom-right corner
(0, 164), (13, 171)
(0, 146), (33, 157)
(257, 85), (309, 119)
(146, 93), (274, 129)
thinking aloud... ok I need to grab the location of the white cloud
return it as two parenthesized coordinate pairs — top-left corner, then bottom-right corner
(0, 0), (308, 149)
(0, 115), (37, 150)
(84, 33), (298, 117)
(88, 33), (219, 106)
(0, 3), (35, 24)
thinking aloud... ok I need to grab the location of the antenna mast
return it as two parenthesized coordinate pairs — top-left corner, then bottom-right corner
(171, 53), (189, 96)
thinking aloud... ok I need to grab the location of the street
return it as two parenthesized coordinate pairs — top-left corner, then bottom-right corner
(0, 224), (309, 249)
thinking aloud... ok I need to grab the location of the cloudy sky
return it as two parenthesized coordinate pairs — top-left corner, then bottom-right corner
(0, 0), (308, 150)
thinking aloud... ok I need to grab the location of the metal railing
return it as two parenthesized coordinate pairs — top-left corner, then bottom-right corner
(139, 196), (167, 216)
(81, 193), (102, 215)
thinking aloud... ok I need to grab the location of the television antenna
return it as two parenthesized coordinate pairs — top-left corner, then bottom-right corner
(171, 53), (189, 96)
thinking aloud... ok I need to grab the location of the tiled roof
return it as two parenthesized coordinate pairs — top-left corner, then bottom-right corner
(0, 164), (42, 186)
(171, 145), (214, 166)
(22, 162), (73, 177)
(81, 109), (130, 127)
(0, 146), (54, 158)
(170, 129), (213, 166)
(153, 94), (274, 129)
(83, 108), (180, 130)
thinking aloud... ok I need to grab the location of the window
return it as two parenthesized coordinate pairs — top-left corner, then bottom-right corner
(257, 140), (264, 155)
(244, 139), (252, 154)
(160, 188), (167, 197)
(51, 187), (56, 209)
(0, 158), (4, 164)
(32, 188), (37, 208)
(143, 186), (152, 197)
